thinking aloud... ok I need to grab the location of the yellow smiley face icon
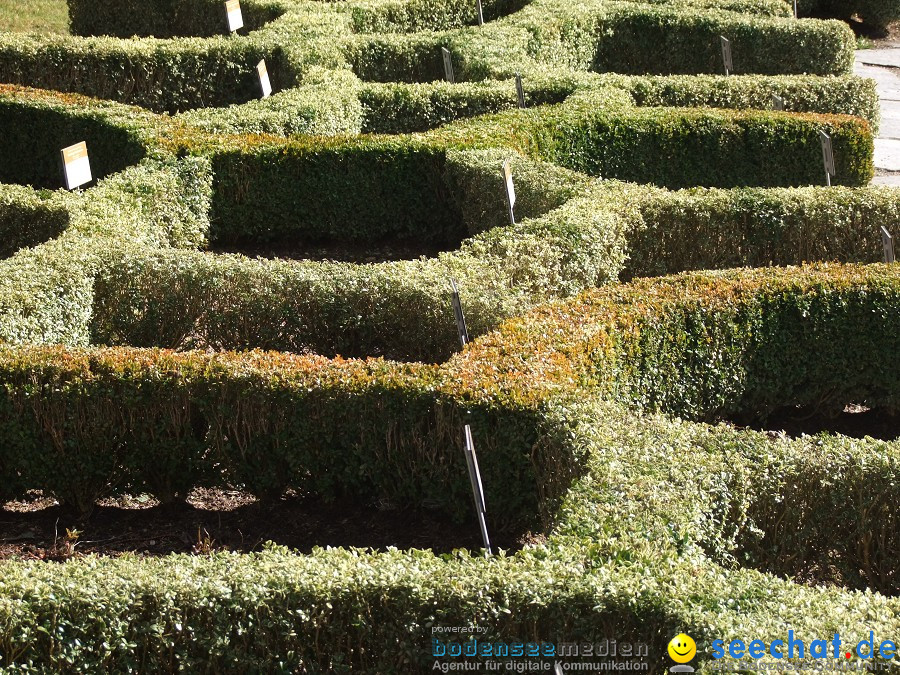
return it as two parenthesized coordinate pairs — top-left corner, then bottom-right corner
(668, 634), (696, 663)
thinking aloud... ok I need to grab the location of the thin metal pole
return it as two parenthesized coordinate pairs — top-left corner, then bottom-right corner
(449, 279), (468, 347)
(463, 425), (492, 556)
(515, 72), (525, 109)
(883, 226), (895, 263)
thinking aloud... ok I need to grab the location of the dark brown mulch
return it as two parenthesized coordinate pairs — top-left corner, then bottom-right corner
(0, 489), (538, 561)
(732, 404), (900, 442)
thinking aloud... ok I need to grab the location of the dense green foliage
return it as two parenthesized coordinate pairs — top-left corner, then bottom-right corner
(798, 0), (900, 30)
(2, 268), (900, 672)
(67, 0), (285, 38)
(0, 185), (70, 258)
(0, 0), (859, 115)
(0, 0), (898, 671)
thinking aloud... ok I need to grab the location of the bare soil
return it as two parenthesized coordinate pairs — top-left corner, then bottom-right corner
(0, 489), (537, 561)
(732, 404), (900, 441)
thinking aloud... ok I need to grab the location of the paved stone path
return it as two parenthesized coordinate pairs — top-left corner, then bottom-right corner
(855, 46), (900, 185)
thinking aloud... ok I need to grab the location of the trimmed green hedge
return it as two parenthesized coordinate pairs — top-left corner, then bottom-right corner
(347, 0), (853, 83)
(0, 0), (896, 668)
(86, 151), (617, 362)
(799, 0), (900, 30)
(177, 67), (365, 135)
(0, 156), (212, 347)
(0, 83), (880, 365)
(624, 185), (900, 277)
(346, 0), (534, 33)
(0, 346), (575, 532)
(0, 186), (70, 259)
(538, 105), (874, 188)
(615, 73), (880, 133)
(0, 34), (297, 114)
(458, 264), (900, 418)
(0, 86), (151, 189)
(2, 268), (900, 671)
(592, 4), (854, 76)
(205, 137), (467, 246)
(67, 0), (286, 38)
(359, 79), (572, 133)
(174, 72), (880, 137)
(0, 0), (862, 124)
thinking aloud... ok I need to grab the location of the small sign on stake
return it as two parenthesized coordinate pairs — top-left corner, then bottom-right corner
(60, 141), (92, 190)
(463, 424), (492, 556)
(442, 47), (455, 83)
(476, 0), (484, 26)
(449, 278), (469, 347)
(515, 72), (526, 109)
(819, 130), (835, 186)
(772, 94), (784, 111)
(502, 159), (516, 225)
(883, 226), (895, 263)
(720, 36), (733, 76)
(257, 59), (272, 98)
(225, 0), (243, 32)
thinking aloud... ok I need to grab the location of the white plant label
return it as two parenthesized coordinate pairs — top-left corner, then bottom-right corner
(257, 59), (272, 98)
(772, 94), (784, 111)
(720, 36), (733, 76)
(225, 0), (243, 32)
(442, 47), (455, 83)
(60, 141), (92, 190)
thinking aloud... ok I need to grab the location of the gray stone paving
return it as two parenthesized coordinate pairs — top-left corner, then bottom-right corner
(855, 47), (900, 177)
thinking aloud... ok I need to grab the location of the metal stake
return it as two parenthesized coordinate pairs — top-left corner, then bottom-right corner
(720, 36), (733, 76)
(883, 227), (895, 263)
(450, 279), (469, 347)
(515, 73), (526, 109)
(463, 424), (492, 556)
(442, 47), (455, 83)
(819, 130), (835, 186)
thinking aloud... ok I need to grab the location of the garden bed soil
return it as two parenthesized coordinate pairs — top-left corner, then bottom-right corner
(732, 404), (900, 441)
(0, 488), (537, 561)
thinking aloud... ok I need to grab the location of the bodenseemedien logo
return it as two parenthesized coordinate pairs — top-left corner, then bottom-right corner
(668, 634), (697, 673)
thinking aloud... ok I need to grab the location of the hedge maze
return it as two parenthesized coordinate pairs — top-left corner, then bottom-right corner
(0, 0), (899, 671)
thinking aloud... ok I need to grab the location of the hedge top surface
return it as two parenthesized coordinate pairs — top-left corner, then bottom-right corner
(0, 0), (898, 670)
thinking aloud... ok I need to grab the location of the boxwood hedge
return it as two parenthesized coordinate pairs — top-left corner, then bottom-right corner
(0, 83), (884, 361)
(1, 0), (899, 671)
(1, 266), (900, 671)
(0, 185), (70, 259)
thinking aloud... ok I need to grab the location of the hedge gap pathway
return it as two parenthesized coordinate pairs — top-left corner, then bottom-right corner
(856, 44), (900, 184)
